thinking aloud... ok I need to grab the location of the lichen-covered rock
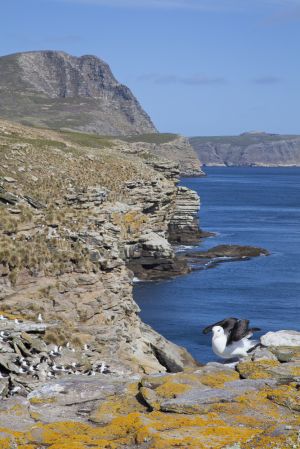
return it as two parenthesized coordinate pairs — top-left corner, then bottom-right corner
(1, 364), (299, 449)
(237, 359), (300, 382)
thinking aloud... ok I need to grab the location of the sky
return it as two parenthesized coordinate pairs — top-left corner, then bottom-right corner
(1, 0), (300, 135)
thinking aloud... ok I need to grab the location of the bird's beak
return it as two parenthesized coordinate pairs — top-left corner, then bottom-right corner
(202, 325), (213, 334)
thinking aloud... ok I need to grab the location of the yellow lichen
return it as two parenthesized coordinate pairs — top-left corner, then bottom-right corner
(199, 370), (239, 388)
(155, 381), (191, 399)
(29, 397), (55, 405)
(89, 383), (147, 424)
(237, 359), (280, 379)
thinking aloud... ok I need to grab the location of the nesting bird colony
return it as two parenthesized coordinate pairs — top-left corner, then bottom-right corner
(0, 315), (110, 397)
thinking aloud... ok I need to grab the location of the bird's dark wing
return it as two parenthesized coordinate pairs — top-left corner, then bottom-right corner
(202, 317), (238, 335)
(227, 319), (250, 345)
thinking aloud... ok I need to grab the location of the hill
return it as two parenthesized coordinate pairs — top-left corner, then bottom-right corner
(190, 132), (300, 167)
(0, 50), (156, 135)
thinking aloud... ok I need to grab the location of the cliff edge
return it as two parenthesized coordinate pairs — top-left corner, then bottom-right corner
(190, 132), (300, 167)
(0, 119), (201, 380)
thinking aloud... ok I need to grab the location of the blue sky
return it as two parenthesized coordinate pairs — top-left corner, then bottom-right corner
(1, 0), (300, 135)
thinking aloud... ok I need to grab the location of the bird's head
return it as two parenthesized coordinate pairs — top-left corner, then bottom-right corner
(212, 325), (225, 339)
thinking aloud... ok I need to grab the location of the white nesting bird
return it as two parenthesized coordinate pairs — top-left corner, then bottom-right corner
(203, 317), (261, 359)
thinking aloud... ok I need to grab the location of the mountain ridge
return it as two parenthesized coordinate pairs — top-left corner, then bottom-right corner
(190, 132), (300, 167)
(0, 50), (157, 135)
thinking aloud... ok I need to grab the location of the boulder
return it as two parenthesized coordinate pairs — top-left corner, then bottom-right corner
(261, 330), (300, 347)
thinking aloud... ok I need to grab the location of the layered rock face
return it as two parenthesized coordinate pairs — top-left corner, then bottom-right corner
(168, 186), (202, 244)
(190, 132), (300, 166)
(0, 51), (156, 135)
(121, 134), (204, 176)
(0, 119), (201, 383)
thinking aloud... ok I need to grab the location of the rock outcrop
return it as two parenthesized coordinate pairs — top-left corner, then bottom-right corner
(168, 186), (203, 244)
(120, 134), (204, 176)
(0, 119), (201, 378)
(180, 244), (269, 271)
(190, 132), (300, 167)
(0, 51), (157, 135)
(0, 332), (299, 448)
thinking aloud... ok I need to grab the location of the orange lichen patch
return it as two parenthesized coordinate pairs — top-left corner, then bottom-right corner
(267, 384), (300, 411)
(89, 382), (147, 424)
(148, 411), (225, 430)
(139, 386), (161, 411)
(0, 427), (26, 443)
(290, 366), (300, 376)
(0, 438), (12, 449)
(137, 418), (262, 449)
(210, 386), (294, 432)
(0, 403), (30, 418)
(155, 381), (192, 399)
(24, 414), (145, 447)
(48, 444), (91, 449)
(0, 404), (295, 449)
(0, 311), (25, 320)
(237, 359), (280, 379)
(143, 370), (206, 391)
(236, 389), (283, 419)
(16, 446), (37, 449)
(131, 410), (262, 449)
(199, 370), (239, 388)
(242, 431), (300, 449)
(29, 397), (56, 405)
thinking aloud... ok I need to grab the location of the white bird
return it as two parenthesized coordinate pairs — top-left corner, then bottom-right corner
(11, 386), (21, 395)
(203, 318), (260, 360)
(211, 325), (259, 359)
(37, 313), (43, 322)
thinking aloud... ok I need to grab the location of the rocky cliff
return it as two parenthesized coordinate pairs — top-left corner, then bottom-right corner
(120, 133), (204, 176)
(0, 51), (156, 135)
(0, 119), (201, 381)
(0, 51), (203, 176)
(190, 132), (300, 166)
(0, 121), (299, 448)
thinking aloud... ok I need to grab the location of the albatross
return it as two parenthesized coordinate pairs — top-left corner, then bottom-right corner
(203, 317), (261, 359)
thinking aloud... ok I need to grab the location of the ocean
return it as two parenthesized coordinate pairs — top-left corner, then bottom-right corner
(134, 167), (300, 363)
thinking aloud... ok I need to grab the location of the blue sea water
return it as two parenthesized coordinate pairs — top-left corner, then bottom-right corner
(133, 167), (300, 363)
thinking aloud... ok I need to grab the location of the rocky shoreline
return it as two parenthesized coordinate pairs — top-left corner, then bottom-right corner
(0, 120), (299, 448)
